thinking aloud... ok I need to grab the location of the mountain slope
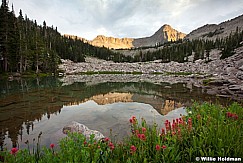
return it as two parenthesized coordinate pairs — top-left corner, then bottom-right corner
(133, 24), (186, 47)
(89, 24), (186, 49)
(185, 14), (243, 40)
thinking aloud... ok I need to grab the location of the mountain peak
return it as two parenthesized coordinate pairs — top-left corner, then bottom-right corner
(161, 24), (172, 28)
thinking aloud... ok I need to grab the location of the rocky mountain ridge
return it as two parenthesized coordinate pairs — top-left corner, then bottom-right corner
(91, 35), (134, 49)
(132, 24), (186, 48)
(64, 24), (186, 49)
(185, 14), (243, 40)
(64, 14), (243, 49)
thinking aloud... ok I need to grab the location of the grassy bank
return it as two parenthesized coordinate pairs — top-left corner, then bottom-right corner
(0, 103), (242, 162)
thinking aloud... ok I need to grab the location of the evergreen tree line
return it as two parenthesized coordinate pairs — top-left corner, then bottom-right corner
(0, 0), (122, 74)
(95, 28), (243, 63)
(129, 27), (243, 63)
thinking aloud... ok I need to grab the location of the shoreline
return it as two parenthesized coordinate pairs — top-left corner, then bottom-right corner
(59, 47), (243, 102)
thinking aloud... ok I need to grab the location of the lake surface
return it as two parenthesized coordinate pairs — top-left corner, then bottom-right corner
(0, 75), (233, 149)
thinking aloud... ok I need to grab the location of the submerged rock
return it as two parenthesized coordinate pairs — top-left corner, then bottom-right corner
(63, 121), (105, 141)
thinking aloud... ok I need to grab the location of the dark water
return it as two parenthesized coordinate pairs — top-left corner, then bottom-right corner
(0, 76), (233, 149)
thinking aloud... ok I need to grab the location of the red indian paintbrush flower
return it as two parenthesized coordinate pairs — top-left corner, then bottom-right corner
(10, 147), (18, 155)
(162, 145), (167, 149)
(165, 123), (170, 132)
(234, 114), (239, 120)
(129, 118), (133, 123)
(110, 145), (115, 150)
(109, 142), (113, 147)
(142, 127), (146, 133)
(161, 128), (165, 135)
(226, 112), (232, 118)
(140, 134), (146, 141)
(172, 123), (176, 131)
(104, 137), (110, 142)
(226, 112), (239, 120)
(129, 116), (137, 124)
(50, 143), (55, 149)
(155, 145), (160, 151)
(130, 145), (137, 153)
(109, 142), (115, 150)
(135, 130), (139, 134)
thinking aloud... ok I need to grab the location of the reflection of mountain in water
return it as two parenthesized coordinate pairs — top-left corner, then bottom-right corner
(132, 94), (183, 115)
(65, 92), (182, 115)
(0, 77), (233, 148)
(65, 93), (133, 106)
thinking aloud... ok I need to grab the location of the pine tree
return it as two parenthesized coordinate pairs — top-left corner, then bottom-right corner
(0, 0), (10, 72)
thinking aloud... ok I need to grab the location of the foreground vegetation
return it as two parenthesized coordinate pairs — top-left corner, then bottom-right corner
(0, 103), (242, 162)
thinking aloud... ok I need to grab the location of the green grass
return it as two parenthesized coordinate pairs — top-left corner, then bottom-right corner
(202, 78), (215, 85)
(150, 72), (164, 75)
(1, 103), (242, 162)
(165, 71), (194, 76)
(0, 72), (52, 79)
(21, 72), (51, 78)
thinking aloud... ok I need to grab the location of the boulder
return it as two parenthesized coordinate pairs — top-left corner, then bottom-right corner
(13, 73), (21, 77)
(208, 79), (230, 86)
(236, 71), (243, 80)
(226, 67), (237, 76)
(228, 85), (242, 91)
(63, 121), (105, 141)
(236, 59), (243, 68)
(239, 66), (243, 71)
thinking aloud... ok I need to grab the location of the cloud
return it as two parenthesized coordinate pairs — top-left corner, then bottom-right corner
(7, 0), (243, 40)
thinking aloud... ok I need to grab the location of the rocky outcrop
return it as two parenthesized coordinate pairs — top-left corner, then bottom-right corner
(63, 121), (105, 140)
(185, 14), (243, 40)
(81, 24), (186, 49)
(133, 24), (186, 47)
(91, 35), (134, 49)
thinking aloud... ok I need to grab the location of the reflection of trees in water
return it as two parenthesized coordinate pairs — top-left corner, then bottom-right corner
(0, 77), (234, 149)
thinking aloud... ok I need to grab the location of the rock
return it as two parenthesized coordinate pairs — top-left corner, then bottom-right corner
(226, 67), (238, 75)
(228, 85), (242, 91)
(164, 86), (172, 89)
(239, 65), (243, 71)
(236, 59), (243, 68)
(228, 79), (237, 85)
(220, 88), (230, 95)
(58, 72), (64, 77)
(236, 71), (243, 80)
(63, 121), (105, 141)
(13, 73), (21, 77)
(208, 79), (230, 86)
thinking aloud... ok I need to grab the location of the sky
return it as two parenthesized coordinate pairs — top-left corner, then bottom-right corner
(5, 0), (243, 40)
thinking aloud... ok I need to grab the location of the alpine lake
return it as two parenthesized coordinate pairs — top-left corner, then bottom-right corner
(0, 74), (234, 150)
